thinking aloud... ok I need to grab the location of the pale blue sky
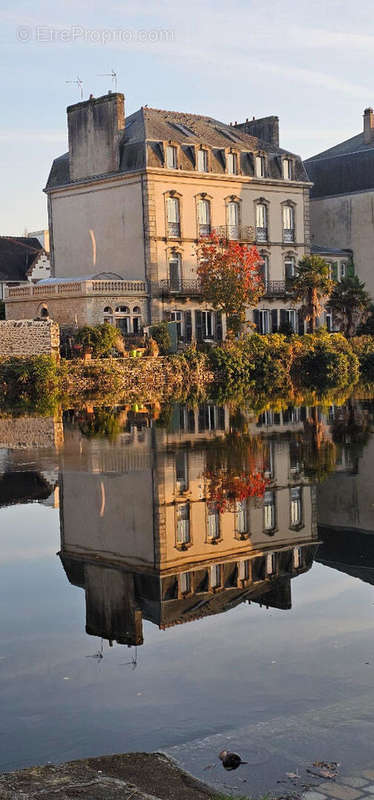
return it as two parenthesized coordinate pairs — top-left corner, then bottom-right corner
(1, 0), (374, 233)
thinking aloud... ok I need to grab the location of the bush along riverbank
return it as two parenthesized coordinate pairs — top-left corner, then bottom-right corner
(0, 331), (372, 412)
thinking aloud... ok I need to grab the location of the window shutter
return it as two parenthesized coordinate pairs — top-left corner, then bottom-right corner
(280, 309), (287, 325)
(347, 260), (354, 277)
(297, 310), (304, 335)
(185, 311), (192, 343)
(253, 309), (260, 331)
(332, 261), (338, 281)
(195, 310), (203, 342)
(215, 311), (223, 341)
(271, 309), (278, 332)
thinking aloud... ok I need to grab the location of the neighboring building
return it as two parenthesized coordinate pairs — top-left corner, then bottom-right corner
(59, 402), (319, 646)
(27, 229), (50, 252)
(0, 236), (51, 299)
(5, 273), (148, 330)
(311, 244), (354, 331)
(305, 107), (374, 299)
(44, 92), (311, 340)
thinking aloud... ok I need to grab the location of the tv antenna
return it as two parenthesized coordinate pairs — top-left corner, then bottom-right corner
(66, 75), (84, 100)
(97, 69), (118, 91)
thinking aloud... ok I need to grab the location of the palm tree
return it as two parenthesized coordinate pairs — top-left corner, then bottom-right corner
(288, 255), (334, 333)
(329, 275), (371, 337)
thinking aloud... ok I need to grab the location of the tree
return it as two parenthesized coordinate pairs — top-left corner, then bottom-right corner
(197, 233), (264, 334)
(329, 275), (371, 337)
(75, 324), (125, 357)
(288, 255), (334, 333)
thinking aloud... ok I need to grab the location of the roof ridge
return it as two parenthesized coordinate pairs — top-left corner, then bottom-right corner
(0, 236), (43, 253)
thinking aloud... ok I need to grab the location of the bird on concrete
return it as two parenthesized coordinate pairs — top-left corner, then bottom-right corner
(218, 750), (247, 770)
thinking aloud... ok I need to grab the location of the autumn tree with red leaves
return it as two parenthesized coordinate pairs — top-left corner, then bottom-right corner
(197, 233), (264, 334)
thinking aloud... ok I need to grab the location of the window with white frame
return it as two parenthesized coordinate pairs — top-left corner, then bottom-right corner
(132, 305), (142, 334)
(283, 158), (292, 180)
(282, 205), (295, 242)
(180, 571), (191, 594)
(227, 152), (238, 175)
(258, 308), (271, 334)
(169, 251), (181, 289)
(285, 255), (296, 280)
(198, 198), (211, 236)
(290, 486), (302, 527)
(197, 149), (208, 172)
(325, 307), (333, 332)
(227, 201), (239, 239)
(260, 253), (270, 286)
(266, 552), (276, 575)
(256, 155), (265, 177)
(166, 145), (177, 169)
(176, 503), (190, 544)
(175, 450), (188, 492)
(286, 308), (297, 332)
(236, 499), (248, 535)
(103, 305), (113, 324)
(264, 490), (276, 531)
(238, 560), (250, 581)
(210, 564), (221, 588)
(167, 197), (181, 237)
(264, 440), (274, 479)
(114, 305), (131, 334)
(207, 502), (220, 539)
(171, 310), (183, 339)
(256, 203), (268, 241)
(339, 261), (347, 280)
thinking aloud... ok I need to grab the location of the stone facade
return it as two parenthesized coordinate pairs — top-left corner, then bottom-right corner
(0, 319), (60, 359)
(0, 414), (63, 449)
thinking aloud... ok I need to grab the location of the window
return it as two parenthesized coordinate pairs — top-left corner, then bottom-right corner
(176, 503), (190, 544)
(264, 490), (276, 531)
(114, 305), (131, 334)
(283, 205), (295, 242)
(171, 310), (183, 339)
(227, 152), (238, 175)
(180, 572), (191, 594)
(210, 564), (221, 588)
(264, 441), (274, 479)
(256, 203), (268, 242)
(285, 256), (296, 280)
(132, 306), (141, 335)
(207, 502), (220, 540)
(290, 486), (302, 527)
(266, 552), (276, 575)
(202, 310), (214, 339)
(293, 547), (302, 569)
(103, 305), (113, 324)
(256, 155), (265, 177)
(176, 451), (188, 492)
(258, 309), (271, 334)
(238, 560), (250, 581)
(166, 145), (177, 169)
(197, 149), (208, 172)
(167, 197), (180, 237)
(289, 440), (302, 473)
(339, 261), (347, 280)
(286, 309), (297, 332)
(325, 307), (333, 332)
(236, 499), (248, 535)
(260, 253), (270, 286)
(227, 201), (239, 239)
(198, 198), (211, 236)
(169, 251), (181, 289)
(283, 159), (292, 180)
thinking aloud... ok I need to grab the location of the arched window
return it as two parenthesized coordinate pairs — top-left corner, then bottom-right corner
(167, 196), (180, 237)
(198, 198), (211, 237)
(103, 305), (113, 325)
(256, 203), (268, 242)
(227, 201), (239, 239)
(132, 306), (142, 334)
(133, 306), (141, 314)
(40, 306), (49, 319)
(115, 305), (130, 314)
(169, 251), (181, 291)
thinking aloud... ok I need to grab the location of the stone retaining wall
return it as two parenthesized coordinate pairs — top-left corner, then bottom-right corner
(0, 415), (63, 449)
(0, 319), (60, 359)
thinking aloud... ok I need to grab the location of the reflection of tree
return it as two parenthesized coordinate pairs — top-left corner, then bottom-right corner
(203, 433), (269, 512)
(78, 409), (122, 440)
(331, 398), (371, 473)
(302, 406), (336, 483)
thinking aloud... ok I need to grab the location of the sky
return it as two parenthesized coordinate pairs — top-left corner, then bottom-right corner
(1, 0), (374, 233)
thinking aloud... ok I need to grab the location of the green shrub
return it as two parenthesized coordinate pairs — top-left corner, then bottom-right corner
(209, 333), (291, 394)
(351, 335), (374, 380)
(149, 322), (171, 355)
(74, 324), (125, 357)
(291, 331), (359, 390)
(0, 355), (59, 411)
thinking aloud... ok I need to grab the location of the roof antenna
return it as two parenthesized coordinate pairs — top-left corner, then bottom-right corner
(97, 69), (118, 91)
(66, 75), (84, 100)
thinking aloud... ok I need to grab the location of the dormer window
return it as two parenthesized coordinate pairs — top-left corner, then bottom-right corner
(256, 155), (266, 177)
(227, 152), (238, 175)
(283, 158), (292, 180)
(166, 145), (177, 169)
(197, 149), (208, 172)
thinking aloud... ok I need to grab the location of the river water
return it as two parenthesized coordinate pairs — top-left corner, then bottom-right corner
(1, 398), (374, 794)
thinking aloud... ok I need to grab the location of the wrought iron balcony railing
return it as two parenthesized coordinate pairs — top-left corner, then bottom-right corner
(168, 222), (181, 238)
(155, 279), (202, 296)
(212, 225), (255, 242)
(283, 229), (295, 243)
(262, 280), (288, 296)
(256, 227), (268, 243)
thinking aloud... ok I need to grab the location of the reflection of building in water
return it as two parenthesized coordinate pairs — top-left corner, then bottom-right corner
(59, 403), (319, 647)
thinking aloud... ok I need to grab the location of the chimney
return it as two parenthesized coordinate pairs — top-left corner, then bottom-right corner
(67, 92), (125, 181)
(363, 107), (374, 144)
(235, 115), (279, 147)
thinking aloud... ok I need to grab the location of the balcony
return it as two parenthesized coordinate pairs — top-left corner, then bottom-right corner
(155, 278), (202, 297)
(263, 280), (288, 297)
(283, 229), (295, 243)
(256, 227), (268, 243)
(212, 225), (255, 242)
(168, 222), (181, 238)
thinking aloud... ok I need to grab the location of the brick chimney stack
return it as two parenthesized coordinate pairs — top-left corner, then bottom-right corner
(67, 92), (125, 181)
(363, 107), (374, 144)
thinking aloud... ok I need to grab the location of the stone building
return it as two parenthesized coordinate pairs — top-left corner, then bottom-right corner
(43, 91), (311, 340)
(0, 236), (51, 300)
(305, 107), (374, 299)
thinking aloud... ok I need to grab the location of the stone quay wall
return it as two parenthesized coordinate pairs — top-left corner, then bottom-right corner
(0, 320), (60, 359)
(0, 415), (63, 449)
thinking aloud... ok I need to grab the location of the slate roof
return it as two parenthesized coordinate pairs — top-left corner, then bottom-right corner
(311, 244), (352, 257)
(46, 106), (309, 190)
(305, 131), (374, 198)
(0, 237), (45, 282)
